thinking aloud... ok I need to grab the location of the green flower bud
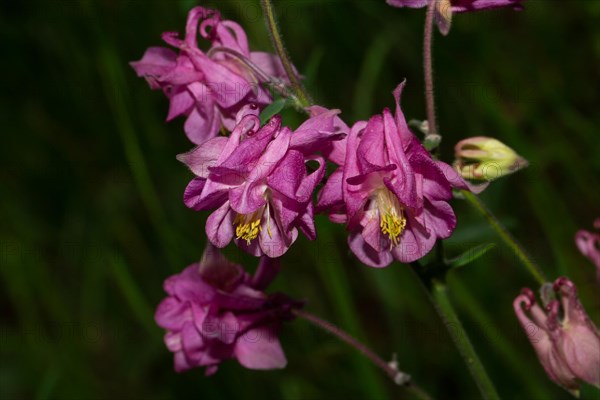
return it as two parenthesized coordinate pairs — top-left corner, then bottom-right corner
(453, 136), (528, 181)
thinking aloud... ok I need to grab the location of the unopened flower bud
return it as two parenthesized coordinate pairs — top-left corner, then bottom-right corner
(454, 136), (528, 181)
(436, 0), (453, 36)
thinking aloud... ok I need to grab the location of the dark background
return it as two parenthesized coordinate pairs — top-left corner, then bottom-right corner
(1, 0), (599, 399)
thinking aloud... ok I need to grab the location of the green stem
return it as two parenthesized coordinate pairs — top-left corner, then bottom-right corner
(423, 0), (438, 137)
(260, 0), (312, 107)
(429, 280), (500, 400)
(410, 262), (499, 399)
(462, 190), (547, 285)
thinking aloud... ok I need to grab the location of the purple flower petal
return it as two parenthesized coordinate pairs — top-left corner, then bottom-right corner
(183, 103), (221, 145)
(357, 115), (387, 172)
(386, 0), (429, 8)
(166, 87), (194, 121)
(348, 231), (394, 268)
(213, 20), (250, 55)
(229, 182), (268, 215)
(383, 107), (418, 209)
(259, 202), (297, 258)
(249, 52), (288, 80)
(392, 81), (417, 147)
(177, 137), (229, 177)
(391, 217), (435, 263)
(316, 169), (344, 212)
(155, 298), (190, 331)
(174, 350), (193, 372)
(183, 177), (229, 211)
(451, 0), (524, 13)
(267, 150), (305, 201)
(234, 326), (287, 370)
(361, 210), (390, 253)
(206, 202), (236, 248)
(422, 199), (457, 239)
(130, 47), (177, 89)
(212, 116), (282, 175)
(291, 107), (347, 155)
(297, 203), (317, 241)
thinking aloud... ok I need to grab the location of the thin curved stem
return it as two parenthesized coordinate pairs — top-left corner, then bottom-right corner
(462, 190), (547, 285)
(207, 46), (275, 83)
(424, 0), (438, 137)
(293, 309), (405, 383)
(260, 0), (312, 108)
(293, 309), (432, 400)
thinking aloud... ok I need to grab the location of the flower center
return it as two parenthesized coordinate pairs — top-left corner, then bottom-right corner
(375, 189), (406, 247)
(233, 204), (272, 245)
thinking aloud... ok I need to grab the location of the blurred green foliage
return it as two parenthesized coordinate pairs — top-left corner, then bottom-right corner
(1, 0), (599, 399)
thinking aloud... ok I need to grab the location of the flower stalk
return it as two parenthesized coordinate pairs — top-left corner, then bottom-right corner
(462, 190), (547, 285)
(410, 263), (500, 400)
(293, 309), (432, 400)
(430, 280), (500, 400)
(261, 0), (312, 108)
(415, 3), (499, 397)
(424, 0), (438, 138)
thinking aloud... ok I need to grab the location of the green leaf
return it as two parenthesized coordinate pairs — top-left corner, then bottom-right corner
(448, 243), (496, 269)
(260, 98), (288, 125)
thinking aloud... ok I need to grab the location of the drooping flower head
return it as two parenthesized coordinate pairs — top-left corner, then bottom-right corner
(155, 244), (301, 375)
(317, 82), (469, 267)
(178, 106), (346, 258)
(575, 218), (600, 281)
(130, 6), (291, 144)
(387, 0), (525, 35)
(513, 277), (600, 395)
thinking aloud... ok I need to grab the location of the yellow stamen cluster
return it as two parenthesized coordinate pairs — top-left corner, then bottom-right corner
(380, 208), (406, 247)
(376, 189), (407, 248)
(234, 213), (262, 245)
(234, 204), (272, 245)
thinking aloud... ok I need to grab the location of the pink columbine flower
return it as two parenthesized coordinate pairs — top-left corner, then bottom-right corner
(387, 0), (525, 35)
(130, 6), (290, 144)
(575, 218), (600, 281)
(513, 277), (600, 395)
(177, 106), (345, 258)
(155, 244), (300, 375)
(317, 82), (469, 268)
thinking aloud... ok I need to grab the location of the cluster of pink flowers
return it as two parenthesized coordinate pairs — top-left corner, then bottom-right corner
(131, 7), (290, 144)
(132, 2), (599, 392)
(317, 82), (472, 267)
(155, 245), (299, 375)
(177, 105), (344, 258)
(131, 6), (475, 269)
